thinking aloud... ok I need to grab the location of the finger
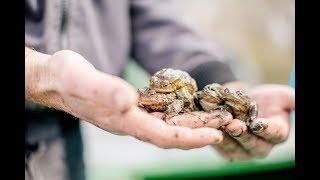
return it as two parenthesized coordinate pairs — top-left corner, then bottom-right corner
(138, 107), (149, 113)
(166, 110), (233, 129)
(149, 112), (166, 120)
(250, 115), (291, 144)
(274, 85), (295, 110)
(212, 131), (251, 161)
(225, 119), (273, 158)
(123, 107), (223, 149)
(249, 85), (295, 115)
(62, 65), (138, 113)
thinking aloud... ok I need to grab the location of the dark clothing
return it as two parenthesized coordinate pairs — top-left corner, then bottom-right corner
(25, 0), (236, 84)
(25, 0), (237, 179)
(25, 109), (85, 180)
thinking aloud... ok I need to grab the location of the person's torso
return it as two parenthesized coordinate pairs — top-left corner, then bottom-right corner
(25, 0), (131, 75)
(25, 0), (133, 147)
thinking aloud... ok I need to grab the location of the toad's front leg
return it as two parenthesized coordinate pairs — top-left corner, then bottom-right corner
(175, 87), (196, 110)
(248, 101), (258, 123)
(164, 99), (184, 119)
(247, 101), (260, 129)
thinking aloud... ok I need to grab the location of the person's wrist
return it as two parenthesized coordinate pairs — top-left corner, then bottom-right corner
(25, 48), (67, 111)
(25, 47), (53, 100)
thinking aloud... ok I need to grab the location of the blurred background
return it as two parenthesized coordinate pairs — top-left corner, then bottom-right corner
(81, 0), (295, 179)
(174, 0), (295, 85)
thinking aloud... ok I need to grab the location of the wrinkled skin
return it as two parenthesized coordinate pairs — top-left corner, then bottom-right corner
(138, 87), (185, 118)
(149, 68), (198, 93)
(221, 88), (258, 127)
(149, 68), (198, 110)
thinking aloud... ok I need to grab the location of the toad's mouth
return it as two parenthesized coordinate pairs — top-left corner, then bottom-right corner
(223, 97), (244, 106)
(149, 85), (176, 93)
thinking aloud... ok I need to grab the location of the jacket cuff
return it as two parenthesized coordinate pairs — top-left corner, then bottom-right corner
(188, 61), (237, 90)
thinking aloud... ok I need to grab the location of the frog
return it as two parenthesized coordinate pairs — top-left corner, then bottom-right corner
(196, 83), (233, 122)
(196, 83), (226, 112)
(137, 87), (185, 119)
(149, 68), (198, 111)
(221, 88), (258, 126)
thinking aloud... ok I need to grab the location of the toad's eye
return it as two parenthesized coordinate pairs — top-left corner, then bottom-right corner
(237, 91), (243, 96)
(162, 80), (170, 87)
(149, 90), (156, 95)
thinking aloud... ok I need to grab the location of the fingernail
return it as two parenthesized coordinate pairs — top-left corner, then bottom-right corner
(226, 128), (243, 137)
(250, 121), (268, 133)
(114, 88), (137, 113)
(215, 112), (228, 121)
(212, 130), (223, 143)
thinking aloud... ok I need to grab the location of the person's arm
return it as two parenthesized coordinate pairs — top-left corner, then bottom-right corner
(129, 0), (237, 89)
(25, 46), (140, 117)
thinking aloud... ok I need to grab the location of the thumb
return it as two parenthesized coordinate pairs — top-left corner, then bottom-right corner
(249, 84), (295, 111)
(94, 72), (138, 112)
(275, 85), (295, 111)
(81, 71), (138, 112)
(57, 59), (138, 113)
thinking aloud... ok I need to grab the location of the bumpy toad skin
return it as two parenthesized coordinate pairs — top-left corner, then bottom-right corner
(221, 88), (258, 125)
(197, 83), (225, 112)
(149, 68), (197, 93)
(137, 87), (184, 118)
(196, 83), (232, 121)
(149, 68), (198, 110)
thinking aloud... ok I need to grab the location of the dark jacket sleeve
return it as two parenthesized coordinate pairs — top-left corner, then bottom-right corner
(129, 0), (237, 89)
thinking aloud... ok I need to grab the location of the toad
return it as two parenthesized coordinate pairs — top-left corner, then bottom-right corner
(149, 68), (198, 111)
(196, 83), (226, 112)
(221, 88), (258, 126)
(137, 87), (184, 118)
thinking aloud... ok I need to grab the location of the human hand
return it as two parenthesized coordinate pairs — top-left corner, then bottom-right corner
(212, 84), (295, 160)
(26, 49), (224, 149)
(150, 110), (233, 130)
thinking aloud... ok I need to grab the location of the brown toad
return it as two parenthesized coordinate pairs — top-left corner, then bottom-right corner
(196, 83), (226, 112)
(196, 83), (233, 123)
(149, 68), (198, 111)
(221, 88), (258, 126)
(138, 87), (185, 118)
